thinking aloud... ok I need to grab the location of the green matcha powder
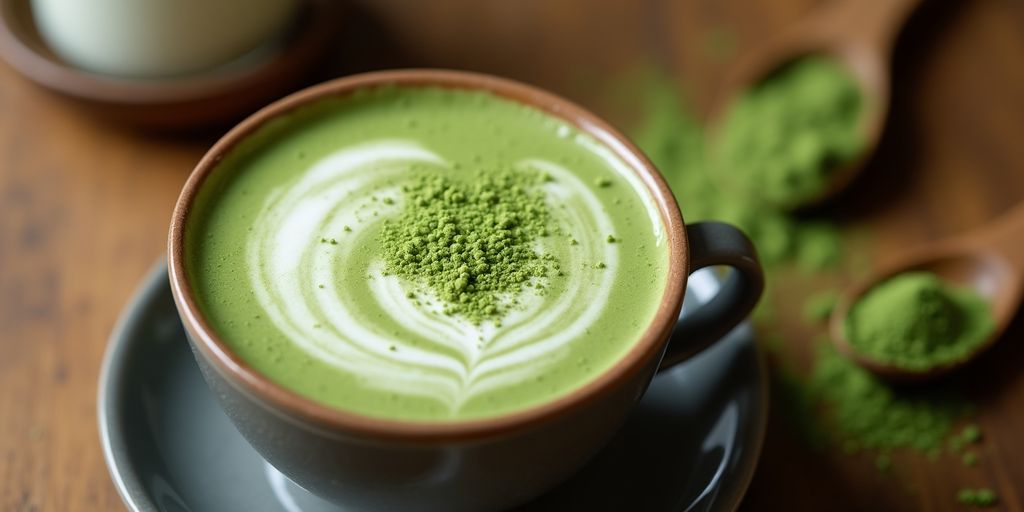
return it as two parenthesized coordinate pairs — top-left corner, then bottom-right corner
(811, 344), (966, 454)
(715, 56), (864, 208)
(844, 272), (994, 370)
(627, 67), (997, 500)
(632, 66), (844, 270)
(379, 169), (558, 324)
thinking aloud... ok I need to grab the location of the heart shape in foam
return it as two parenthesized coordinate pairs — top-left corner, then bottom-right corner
(248, 139), (630, 414)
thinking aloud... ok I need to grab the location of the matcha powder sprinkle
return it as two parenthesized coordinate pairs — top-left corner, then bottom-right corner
(379, 169), (555, 323)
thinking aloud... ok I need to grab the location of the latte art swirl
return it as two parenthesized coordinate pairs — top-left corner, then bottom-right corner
(247, 139), (637, 413)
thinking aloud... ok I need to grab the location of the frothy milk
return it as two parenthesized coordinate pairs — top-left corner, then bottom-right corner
(187, 87), (668, 421)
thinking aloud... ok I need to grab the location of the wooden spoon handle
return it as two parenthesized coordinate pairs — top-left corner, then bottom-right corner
(972, 200), (1024, 274)
(813, 0), (924, 52)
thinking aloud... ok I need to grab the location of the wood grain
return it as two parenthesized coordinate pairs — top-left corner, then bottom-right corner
(1, 0), (1023, 510)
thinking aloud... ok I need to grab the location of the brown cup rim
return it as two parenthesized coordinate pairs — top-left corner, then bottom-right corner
(168, 69), (688, 443)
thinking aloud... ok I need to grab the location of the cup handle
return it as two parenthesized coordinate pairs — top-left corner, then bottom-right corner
(658, 221), (765, 370)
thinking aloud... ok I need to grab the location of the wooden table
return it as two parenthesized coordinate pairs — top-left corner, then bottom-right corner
(2, 0), (1023, 510)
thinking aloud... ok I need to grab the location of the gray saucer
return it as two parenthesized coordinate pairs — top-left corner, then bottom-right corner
(99, 263), (768, 512)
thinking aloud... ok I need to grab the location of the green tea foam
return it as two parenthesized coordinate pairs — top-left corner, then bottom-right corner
(187, 87), (669, 421)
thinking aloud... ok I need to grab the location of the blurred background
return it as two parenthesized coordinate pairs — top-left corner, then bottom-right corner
(1, 0), (1023, 510)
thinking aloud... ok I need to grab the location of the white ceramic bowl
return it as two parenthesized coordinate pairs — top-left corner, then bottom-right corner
(31, 0), (300, 77)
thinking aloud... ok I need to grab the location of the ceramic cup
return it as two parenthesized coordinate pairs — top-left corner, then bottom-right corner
(31, 0), (300, 77)
(168, 70), (764, 512)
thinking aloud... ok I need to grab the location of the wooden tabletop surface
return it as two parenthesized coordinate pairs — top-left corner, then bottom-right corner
(2, 0), (1023, 510)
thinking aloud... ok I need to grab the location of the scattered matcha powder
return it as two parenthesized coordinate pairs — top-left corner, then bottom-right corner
(802, 289), (839, 323)
(843, 272), (994, 371)
(957, 488), (998, 507)
(795, 222), (843, 272)
(810, 344), (966, 454)
(714, 56), (864, 208)
(626, 70), (994, 503)
(874, 453), (892, 473)
(630, 69), (843, 269)
(962, 451), (979, 467)
(950, 423), (984, 452)
(960, 423), (983, 444)
(379, 169), (555, 323)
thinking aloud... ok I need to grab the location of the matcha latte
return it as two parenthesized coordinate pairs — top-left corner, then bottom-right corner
(186, 87), (669, 421)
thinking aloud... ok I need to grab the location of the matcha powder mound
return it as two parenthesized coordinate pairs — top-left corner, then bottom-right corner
(843, 271), (994, 370)
(379, 169), (556, 323)
(714, 56), (864, 208)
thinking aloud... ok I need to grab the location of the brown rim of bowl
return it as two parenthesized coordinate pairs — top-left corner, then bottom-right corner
(168, 69), (688, 443)
(0, 0), (333, 104)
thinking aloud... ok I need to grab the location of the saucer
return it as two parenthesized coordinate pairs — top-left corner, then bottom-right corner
(99, 262), (768, 511)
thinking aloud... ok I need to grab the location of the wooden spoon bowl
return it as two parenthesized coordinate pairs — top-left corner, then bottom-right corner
(830, 203), (1024, 382)
(707, 0), (922, 211)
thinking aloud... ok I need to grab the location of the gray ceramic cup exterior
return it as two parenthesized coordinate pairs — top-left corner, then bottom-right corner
(168, 70), (764, 512)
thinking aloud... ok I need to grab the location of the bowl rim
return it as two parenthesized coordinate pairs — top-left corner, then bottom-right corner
(167, 68), (689, 443)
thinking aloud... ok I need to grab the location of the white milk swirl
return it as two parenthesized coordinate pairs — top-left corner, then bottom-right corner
(247, 139), (662, 413)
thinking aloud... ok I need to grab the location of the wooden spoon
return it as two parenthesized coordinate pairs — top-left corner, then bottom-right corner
(829, 202), (1024, 382)
(707, 0), (922, 211)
